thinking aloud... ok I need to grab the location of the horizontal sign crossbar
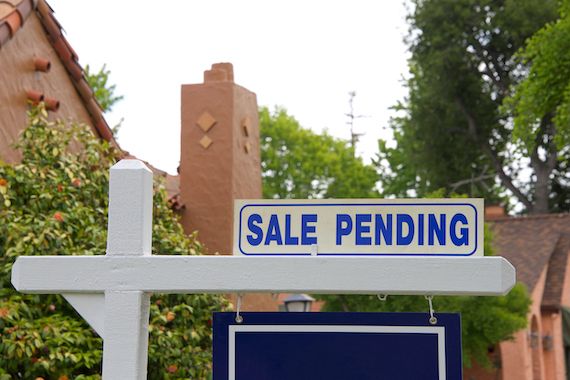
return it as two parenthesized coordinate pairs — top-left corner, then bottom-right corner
(12, 256), (514, 296)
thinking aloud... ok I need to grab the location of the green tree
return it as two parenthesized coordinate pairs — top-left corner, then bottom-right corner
(260, 106), (530, 367)
(260, 107), (379, 199)
(85, 64), (123, 113)
(378, 0), (561, 213)
(85, 64), (124, 137)
(0, 104), (229, 379)
(321, 220), (530, 367)
(505, 0), (570, 211)
(323, 287), (530, 368)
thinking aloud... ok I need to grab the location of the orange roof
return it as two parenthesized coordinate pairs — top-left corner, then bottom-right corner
(490, 213), (570, 310)
(0, 0), (117, 145)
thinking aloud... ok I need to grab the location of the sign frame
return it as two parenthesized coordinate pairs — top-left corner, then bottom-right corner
(234, 199), (484, 257)
(213, 312), (462, 380)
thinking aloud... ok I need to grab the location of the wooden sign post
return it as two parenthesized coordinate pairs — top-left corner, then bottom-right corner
(11, 159), (516, 380)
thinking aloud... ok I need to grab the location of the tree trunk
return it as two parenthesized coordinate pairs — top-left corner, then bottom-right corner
(455, 98), (534, 211)
(528, 118), (558, 215)
(532, 165), (550, 214)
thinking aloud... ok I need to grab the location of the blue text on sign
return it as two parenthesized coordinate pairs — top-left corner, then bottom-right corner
(246, 212), (469, 247)
(234, 200), (483, 256)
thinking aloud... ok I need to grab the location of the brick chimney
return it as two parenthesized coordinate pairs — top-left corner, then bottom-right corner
(179, 63), (277, 310)
(180, 62), (260, 255)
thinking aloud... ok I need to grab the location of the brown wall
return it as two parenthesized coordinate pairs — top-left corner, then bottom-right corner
(231, 86), (261, 202)
(0, 13), (94, 163)
(462, 351), (501, 380)
(179, 63), (276, 311)
(541, 311), (566, 380)
(180, 80), (236, 255)
(501, 268), (549, 380)
(465, 266), (568, 380)
(560, 251), (570, 308)
(512, 268), (547, 379)
(179, 63), (261, 256)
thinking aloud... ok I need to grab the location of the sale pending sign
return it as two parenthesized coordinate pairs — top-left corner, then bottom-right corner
(234, 199), (483, 256)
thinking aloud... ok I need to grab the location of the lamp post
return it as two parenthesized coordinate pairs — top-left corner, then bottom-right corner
(283, 294), (315, 312)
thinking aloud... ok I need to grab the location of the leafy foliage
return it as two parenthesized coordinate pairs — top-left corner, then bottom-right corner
(85, 64), (124, 137)
(0, 292), (102, 380)
(260, 107), (379, 199)
(505, 0), (570, 210)
(378, 0), (563, 213)
(259, 105), (530, 367)
(508, 0), (570, 148)
(321, 286), (529, 368)
(321, 218), (530, 368)
(0, 104), (229, 379)
(377, 71), (502, 200)
(85, 64), (123, 113)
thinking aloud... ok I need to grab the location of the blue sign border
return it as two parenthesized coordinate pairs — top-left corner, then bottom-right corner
(213, 312), (462, 380)
(238, 202), (479, 256)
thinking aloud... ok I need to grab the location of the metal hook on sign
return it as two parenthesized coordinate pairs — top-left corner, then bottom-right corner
(425, 295), (437, 325)
(377, 294), (388, 301)
(235, 293), (244, 324)
(310, 244), (319, 256)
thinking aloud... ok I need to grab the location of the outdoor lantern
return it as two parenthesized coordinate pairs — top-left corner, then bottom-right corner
(283, 294), (315, 312)
(543, 334), (554, 351)
(529, 331), (540, 349)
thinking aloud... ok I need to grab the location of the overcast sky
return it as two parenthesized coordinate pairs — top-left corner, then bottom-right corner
(48, 1), (410, 174)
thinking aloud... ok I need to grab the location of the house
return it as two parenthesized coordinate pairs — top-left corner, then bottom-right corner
(465, 207), (570, 380)
(0, 0), (278, 311)
(0, 0), (117, 163)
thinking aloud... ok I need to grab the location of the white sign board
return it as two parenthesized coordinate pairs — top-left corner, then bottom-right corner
(234, 199), (484, 257)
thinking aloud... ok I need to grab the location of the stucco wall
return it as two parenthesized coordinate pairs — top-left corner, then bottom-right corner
(560, 249), (570, 308)
(501, 267), (548, 379)
(179, 65), (275, 311)
(541, 311), (566, 380)
(180, 81), (236, 255)
(0, 13), (94, 163)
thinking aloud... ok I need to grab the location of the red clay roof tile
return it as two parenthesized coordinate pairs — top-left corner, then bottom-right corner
(0, 22), (11, 45)
(66, 60), (83, 81)
(4, 7), (20, 34)
(0, 0), (31, 43)
(35, 1), (118, 146)
(0, 0), (118, 147)
(3, 0), (26, 6)
(0, 2), (17, 20)
(14, 0), (30, 23)
(75, 78), (94, 100)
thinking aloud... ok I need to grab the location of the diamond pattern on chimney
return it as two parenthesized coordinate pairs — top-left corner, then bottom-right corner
(197, 111), (216, 132)
(241, 117), (251, 137)
(199, 135), (213, 149)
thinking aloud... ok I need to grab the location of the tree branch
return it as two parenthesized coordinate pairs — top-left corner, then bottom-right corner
(468, 38), (509, 97)
(455, 98), (533, 210)
(449, 174), (495, 192)
(529, 114), (558, 173)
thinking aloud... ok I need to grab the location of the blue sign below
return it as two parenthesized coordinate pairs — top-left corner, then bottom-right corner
(213, 312), (462, 380)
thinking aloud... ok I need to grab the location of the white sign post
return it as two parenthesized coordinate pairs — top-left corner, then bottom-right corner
(11, 160), (516, 380)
